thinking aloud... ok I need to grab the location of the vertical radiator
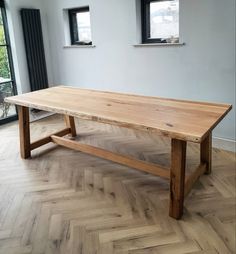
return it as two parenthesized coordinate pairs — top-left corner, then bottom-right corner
(21, 9), (48, 91)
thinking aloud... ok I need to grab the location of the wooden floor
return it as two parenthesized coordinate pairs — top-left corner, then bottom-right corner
(0, 115), (235, 254)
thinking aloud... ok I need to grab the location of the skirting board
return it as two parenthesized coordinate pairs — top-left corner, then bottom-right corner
(213, 137), (236, 152)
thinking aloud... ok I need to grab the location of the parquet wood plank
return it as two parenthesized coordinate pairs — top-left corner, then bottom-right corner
(0, 115), (235, 254)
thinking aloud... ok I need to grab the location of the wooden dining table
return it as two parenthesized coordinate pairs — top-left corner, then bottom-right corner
(5, 86), (232, 219)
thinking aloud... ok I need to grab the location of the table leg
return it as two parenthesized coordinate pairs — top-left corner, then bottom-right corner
(201, 133), (212, 174)
(18, 106), (31, 159)
(169, 138), (186, 219)
(64, 115), (76, 137)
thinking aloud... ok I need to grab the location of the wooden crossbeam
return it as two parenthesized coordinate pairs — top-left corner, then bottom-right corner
(51, 135), (170, 179)
(185, 163), (207, 197)
(30, 128), (71, 150)
(16, 104), (217, 220)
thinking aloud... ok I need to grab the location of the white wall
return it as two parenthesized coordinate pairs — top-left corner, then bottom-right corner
(5, 0), (236, 148)
(5, 0), (53, 94)
(43, 0), (236, 146)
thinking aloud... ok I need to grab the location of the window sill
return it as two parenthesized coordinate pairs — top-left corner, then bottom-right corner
(133, 43), (185, 47)
(63, 45), (96, 49)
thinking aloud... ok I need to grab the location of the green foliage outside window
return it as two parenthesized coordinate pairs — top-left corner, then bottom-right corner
(0, 12), (10, 80)
(0, 10), (14, 119)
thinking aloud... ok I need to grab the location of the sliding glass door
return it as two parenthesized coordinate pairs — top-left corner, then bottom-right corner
(0, 0), (17, 124)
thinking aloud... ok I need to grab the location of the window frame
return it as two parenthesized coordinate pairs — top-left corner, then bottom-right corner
(0, 0), (18, 125)
(68, 6), (92, 46)
(141, 0), (179, 44)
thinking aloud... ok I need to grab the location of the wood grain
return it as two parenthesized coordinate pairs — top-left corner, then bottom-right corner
(64, 115), (76, 137)
(169, 139), (186, 219)
(18, 106), (31, 159)
(51, 135), (170, 179)
(201, 133), (212, 174)
(5, 86), (232, 143)
(0, 115), (235, 254)
(185, 163), (207, 196)
(30, 128), (71, 150)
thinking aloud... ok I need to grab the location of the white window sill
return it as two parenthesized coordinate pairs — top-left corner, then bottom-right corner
(63, 45), (96, 48)
(133, 42), (185, 47)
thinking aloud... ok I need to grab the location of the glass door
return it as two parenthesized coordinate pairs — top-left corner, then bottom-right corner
(0, 1), (17, 124)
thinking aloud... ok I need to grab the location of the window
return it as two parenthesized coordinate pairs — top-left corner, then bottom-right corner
(141, 0), (179, 44)
(0, 0), (17, 124)
(69, 7), (92, 45)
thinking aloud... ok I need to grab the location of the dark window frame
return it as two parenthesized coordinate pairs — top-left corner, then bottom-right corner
(68, 6), (92, 46)
(141, 0), (179, 44)
(0, 0), (18, 125)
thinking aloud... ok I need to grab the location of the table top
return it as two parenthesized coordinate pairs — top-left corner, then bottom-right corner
(5, 86), (232, 143)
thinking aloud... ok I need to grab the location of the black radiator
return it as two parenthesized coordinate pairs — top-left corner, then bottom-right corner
(21, 9), (48, 91)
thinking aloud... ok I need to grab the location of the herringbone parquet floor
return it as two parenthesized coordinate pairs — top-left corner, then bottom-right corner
(0, 115), (235, 254)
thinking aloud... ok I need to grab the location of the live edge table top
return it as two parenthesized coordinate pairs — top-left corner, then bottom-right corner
(5, 86), (232, 143)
